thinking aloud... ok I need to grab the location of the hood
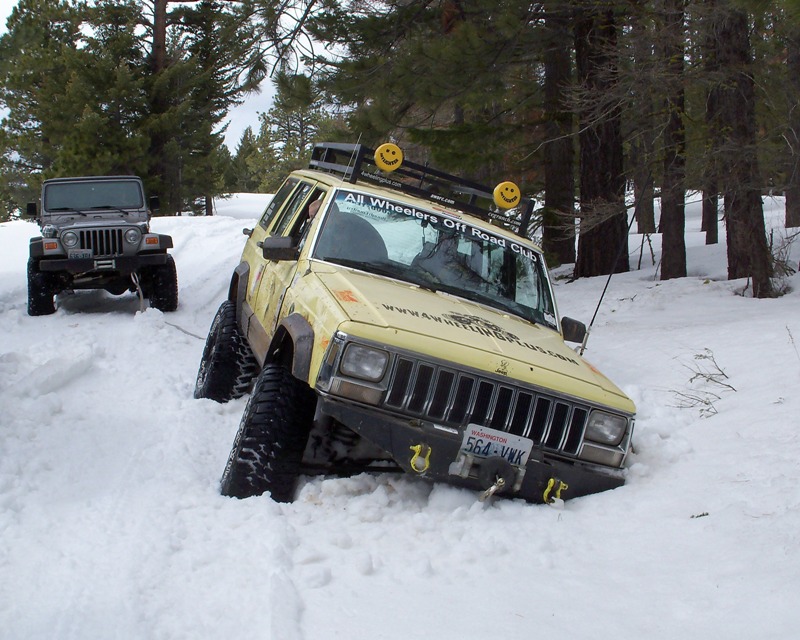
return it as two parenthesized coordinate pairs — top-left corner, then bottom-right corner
(42, 210), (148, 229)
(313, 265), (634, 413)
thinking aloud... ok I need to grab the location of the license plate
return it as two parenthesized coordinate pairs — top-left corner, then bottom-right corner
(459, 425), (533, 467)
(68, 250), (92, 259)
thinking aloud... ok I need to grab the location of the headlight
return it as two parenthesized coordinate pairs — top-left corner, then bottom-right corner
(340, 344), (389, 382)
(61, 231), (79, 248)
(584, 411), (627, 446)
(42, 224), (58, 238)
(124, 228), (142, 245)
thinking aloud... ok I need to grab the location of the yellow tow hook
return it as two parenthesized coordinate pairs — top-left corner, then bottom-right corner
(543, 477), (569, 506)
(409, 444), (431, 473)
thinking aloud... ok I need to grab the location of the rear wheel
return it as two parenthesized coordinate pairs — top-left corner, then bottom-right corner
(148, 255), (178, 312)
(27, 260), (56, 316)
(194, 301), (258, 402)
(220, 364), (316, 502)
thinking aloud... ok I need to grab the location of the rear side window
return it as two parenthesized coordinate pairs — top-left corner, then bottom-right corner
(258, 178), (298, 229)
(272, 182), (313, 237)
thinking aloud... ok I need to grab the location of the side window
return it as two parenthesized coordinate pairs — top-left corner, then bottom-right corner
(272, 182), (313, 237)
(292, 188), (327, 241)
(258, 178), (299, 229)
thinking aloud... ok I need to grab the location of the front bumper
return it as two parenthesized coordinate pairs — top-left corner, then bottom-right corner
(37, 252), (170, 276)
(317, 396), (626, 503)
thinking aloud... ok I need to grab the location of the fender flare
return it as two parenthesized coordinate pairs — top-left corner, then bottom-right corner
(156, 234), (174, 249)
(271, 313), (314, 383)
(29, 237), (44, 259)
(229, 262), (250, 318)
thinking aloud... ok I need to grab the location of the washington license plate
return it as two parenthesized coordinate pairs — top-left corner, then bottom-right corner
(459, 425), (533, 467)
(68, 250), (92, 259)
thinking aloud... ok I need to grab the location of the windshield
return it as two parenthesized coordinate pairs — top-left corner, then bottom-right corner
(44, 180), (144, 212)
(312, 188), (557, 328)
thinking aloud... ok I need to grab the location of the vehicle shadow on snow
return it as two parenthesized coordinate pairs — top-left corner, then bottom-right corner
(55, 290), (146, 315)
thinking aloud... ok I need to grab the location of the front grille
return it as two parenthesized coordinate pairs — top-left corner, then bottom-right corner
(78, 228), (124, 257)
(384, 356), (589, 457)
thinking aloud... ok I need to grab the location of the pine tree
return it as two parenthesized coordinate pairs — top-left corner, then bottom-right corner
(0, 0), (264, 215)
(54, 0), (150, 177)
(711, 4), (773, 296)
(229, 126), (260, 192)
(658, 0), (687, 280)
(573, 3), (629, 277)
(247, 72), (330, 193)
(0, 0), (84, 199)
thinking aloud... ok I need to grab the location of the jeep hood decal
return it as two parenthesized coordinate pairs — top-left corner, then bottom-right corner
(313, 267), (633, 410)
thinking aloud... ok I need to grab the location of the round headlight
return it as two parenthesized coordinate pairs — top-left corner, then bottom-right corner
(340, 344), (389, 382)
(585, 411), (627, 446)
(61, 231), (79, 248)
(124, 228), (142, 245)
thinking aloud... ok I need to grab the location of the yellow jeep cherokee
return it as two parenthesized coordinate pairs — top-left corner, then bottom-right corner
(194, 142), (635, 503)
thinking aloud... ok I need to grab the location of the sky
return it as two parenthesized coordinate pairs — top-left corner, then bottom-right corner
(1, 191), (799, 639)
(0, 0), (272, 151)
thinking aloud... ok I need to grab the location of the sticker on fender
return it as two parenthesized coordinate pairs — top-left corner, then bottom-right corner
(460, 425), (533, 467)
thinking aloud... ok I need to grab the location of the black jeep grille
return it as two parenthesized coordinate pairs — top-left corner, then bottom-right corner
(78, 229), (124, 257)
(385, 356), (589, 456)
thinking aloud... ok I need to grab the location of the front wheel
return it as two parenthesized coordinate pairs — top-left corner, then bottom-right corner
(220, 364), (316, 502)
(27, 260), (56, 316)
(148, 255), (178, 312)
(194, 300), (258, 402)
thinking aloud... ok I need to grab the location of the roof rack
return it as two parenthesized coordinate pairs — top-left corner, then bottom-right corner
(308, 142), (533, 237)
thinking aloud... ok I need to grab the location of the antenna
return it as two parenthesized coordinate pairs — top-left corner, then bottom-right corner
(580, 173), (653, 356)
(344, 133), (363, 178)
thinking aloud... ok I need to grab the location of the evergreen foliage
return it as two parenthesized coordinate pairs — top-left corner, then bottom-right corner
(240, 71), (333, 193)
(0, 0), (791, 293)
(0, 0), (263, 216)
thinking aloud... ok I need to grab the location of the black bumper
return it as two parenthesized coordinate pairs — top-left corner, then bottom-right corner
(317, 396), (626, 504)
(37, 252), (169, 276)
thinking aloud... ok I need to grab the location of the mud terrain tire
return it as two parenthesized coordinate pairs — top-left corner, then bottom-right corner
(148, 254), (178, 312)
(27, 260), (56, 316)
(194, 301), (258, 402)
(220, 364), (316, 502)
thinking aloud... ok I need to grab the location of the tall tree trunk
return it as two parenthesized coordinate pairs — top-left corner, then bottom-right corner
(701, 0), (720, 244)
(153, 0), (167, 74)
(542, 4), (576, 265)
(786, 27), (800, 228)
(633, 173), (655, 233)
(702, 188), (719, 245)
(629, 7), (656, 234)
(574, 7), (629, 277)
(148, 0), (172, 214)
(714, 5), (773, 296)
(659, 0), (686, 279)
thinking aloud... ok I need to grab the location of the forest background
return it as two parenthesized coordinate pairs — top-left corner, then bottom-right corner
(2, 0), (800, 294)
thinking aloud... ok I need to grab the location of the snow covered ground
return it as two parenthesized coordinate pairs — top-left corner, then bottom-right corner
(1, 193), (799, 639)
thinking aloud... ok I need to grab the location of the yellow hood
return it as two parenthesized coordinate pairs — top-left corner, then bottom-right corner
(312, 265), (634, 413)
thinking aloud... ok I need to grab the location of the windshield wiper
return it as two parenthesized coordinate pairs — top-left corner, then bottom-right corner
(324, 257), (399, 278)
(90, 205), (131, 214)
(48, 207), (88, 216)
(431, 282), (538, 324)
(327, 257), (443, 292)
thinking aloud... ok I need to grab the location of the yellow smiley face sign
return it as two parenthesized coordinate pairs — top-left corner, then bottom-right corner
(493, 181), (521, 209)
(374, 143), (403, 172)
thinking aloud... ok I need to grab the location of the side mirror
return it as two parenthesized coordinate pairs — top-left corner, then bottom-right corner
(149, 195), (160, 214)
(561, 317), (587, 343)
(26, 202), (37, 217)
(259, 236), (299, 262)
(242, 228), (253, 237)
